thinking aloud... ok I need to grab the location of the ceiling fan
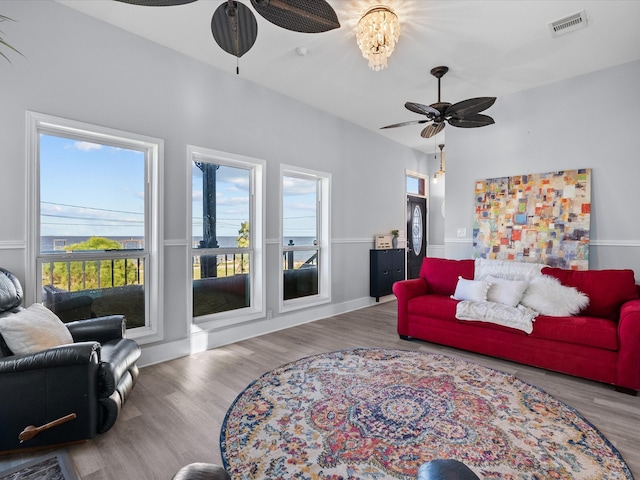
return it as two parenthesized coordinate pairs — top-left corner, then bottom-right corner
(114, 0), (340, 67)
(381, 66), (496, 139)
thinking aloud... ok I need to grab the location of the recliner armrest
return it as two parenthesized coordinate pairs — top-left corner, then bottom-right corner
(98, 338), (141, 397)
(66, 315), (126, 343)
(0, 341), (100, 374)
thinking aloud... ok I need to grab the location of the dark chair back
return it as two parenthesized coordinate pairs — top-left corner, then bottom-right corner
(0, 268), (23, 313)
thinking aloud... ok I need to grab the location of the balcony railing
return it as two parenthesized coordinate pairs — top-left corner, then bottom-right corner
(42, 258), (144, 291)
(282, 246), (319, 300)
(40, 256), (146, 329)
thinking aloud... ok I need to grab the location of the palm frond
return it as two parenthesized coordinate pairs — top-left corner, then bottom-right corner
(0, 14), (24, 63)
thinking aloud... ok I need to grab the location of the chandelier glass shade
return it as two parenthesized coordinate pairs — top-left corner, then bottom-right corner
(356, 6), (400, 71)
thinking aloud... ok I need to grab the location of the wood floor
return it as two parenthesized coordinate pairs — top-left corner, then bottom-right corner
(2, 300), (639, 479)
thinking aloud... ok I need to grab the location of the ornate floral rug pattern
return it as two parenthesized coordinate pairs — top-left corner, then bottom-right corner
(220, 348), (632, 479)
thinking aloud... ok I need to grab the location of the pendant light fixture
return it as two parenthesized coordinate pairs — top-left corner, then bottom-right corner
(433, 144), (445, 184)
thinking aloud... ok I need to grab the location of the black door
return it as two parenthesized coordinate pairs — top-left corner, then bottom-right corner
(406, 195), (427, 279)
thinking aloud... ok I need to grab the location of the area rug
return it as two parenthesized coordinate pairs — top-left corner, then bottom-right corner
(0, 451), (78, 480)
(220, 348), (633, 479)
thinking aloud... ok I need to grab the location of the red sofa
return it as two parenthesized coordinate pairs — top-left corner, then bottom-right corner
(393, 257), (640, 394)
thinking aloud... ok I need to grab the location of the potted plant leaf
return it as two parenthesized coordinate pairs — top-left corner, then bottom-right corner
(1, 14), (23, 63)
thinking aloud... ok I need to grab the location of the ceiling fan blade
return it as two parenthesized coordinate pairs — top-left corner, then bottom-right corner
(380, 120), (429, 129)
(420, 123), (445, 138)
(446, 97), (496, 118)
(405, 102), (439, 118)
(448, 113), (495, 128)
(211, 1), (258, 58)
(250, 0), (340, 33)
(114, 0), (197, 5)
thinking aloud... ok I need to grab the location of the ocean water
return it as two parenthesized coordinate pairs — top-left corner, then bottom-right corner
(41, 236), (317, 254)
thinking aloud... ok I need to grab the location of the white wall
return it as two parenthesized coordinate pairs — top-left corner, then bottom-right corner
(443, 60), (640, 279)
(0, 1), (427, 365)
(426, 152), (445, 254)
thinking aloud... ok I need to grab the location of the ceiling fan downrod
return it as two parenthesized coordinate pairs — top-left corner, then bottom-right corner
(430, 66), (448, 104)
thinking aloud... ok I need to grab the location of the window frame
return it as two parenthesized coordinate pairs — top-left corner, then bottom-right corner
(279, 164), (331, 313)
(26, 111), (164, 344)
(187, 145), (265, 330)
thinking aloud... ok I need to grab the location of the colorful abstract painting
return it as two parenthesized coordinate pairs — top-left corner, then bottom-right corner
(473, 169), (591, 270)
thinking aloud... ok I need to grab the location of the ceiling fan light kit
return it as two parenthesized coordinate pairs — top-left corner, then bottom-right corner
(381, 66), (496, 138)
(356, 5), (400, 72)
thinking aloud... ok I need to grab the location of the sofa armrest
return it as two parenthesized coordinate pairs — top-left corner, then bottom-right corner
(393, 278), (429, 337)
(617, 298), (640, 390)
(0, 342), (100, 374)
(66, 315), (126, 343)
(393, 278), (429, 301)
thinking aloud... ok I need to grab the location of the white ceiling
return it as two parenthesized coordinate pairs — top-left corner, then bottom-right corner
(56, 0), (640, 154)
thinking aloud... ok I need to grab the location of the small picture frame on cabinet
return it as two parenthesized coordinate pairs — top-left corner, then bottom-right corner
(375, 235), (392, 250)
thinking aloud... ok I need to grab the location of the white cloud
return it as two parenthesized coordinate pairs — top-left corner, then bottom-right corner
(283, 176), (316, 195)
(74, 141), (103, 151)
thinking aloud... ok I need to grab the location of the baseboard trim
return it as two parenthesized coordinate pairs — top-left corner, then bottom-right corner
(138, 295), (385, 367)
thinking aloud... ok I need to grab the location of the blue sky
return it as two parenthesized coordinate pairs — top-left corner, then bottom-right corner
(282, 175), (317, 239)
(40, 134), (317, 242)
(40, 134), (145, 238)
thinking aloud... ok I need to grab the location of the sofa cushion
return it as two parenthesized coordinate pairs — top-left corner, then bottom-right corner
(542, 267), (638, 320)
(420, 258), (474, 296)
(531, 315), (618, 351)
(408, 294), (458, 321)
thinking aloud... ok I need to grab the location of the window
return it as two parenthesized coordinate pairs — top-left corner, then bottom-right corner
(27, 112), (163, 341)
(281, 166), (330, 311)
(406, 174), (426, 196)
(189, 146), (264, 326)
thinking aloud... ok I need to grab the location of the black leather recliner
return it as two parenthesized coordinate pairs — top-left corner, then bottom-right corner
(0, 268), (141, 453)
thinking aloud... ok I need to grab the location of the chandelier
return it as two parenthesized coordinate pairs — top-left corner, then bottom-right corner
(356, 5), (400, 71)
(433, 144), (445, 184)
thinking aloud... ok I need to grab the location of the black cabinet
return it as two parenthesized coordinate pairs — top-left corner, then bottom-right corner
(370, 249), (405, 301)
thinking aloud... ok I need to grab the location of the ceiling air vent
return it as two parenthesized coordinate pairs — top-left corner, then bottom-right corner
(549, 10), (588, 37)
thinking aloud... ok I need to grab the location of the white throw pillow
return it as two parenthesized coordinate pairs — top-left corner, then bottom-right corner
(484, 276), (529, 307)
(451, 277), (491, 302)
(520, 275), (589, 316)
(0, 303), (73, 355)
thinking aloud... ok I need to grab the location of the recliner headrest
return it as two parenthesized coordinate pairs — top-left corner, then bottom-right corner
(0, 268), (23, 312)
